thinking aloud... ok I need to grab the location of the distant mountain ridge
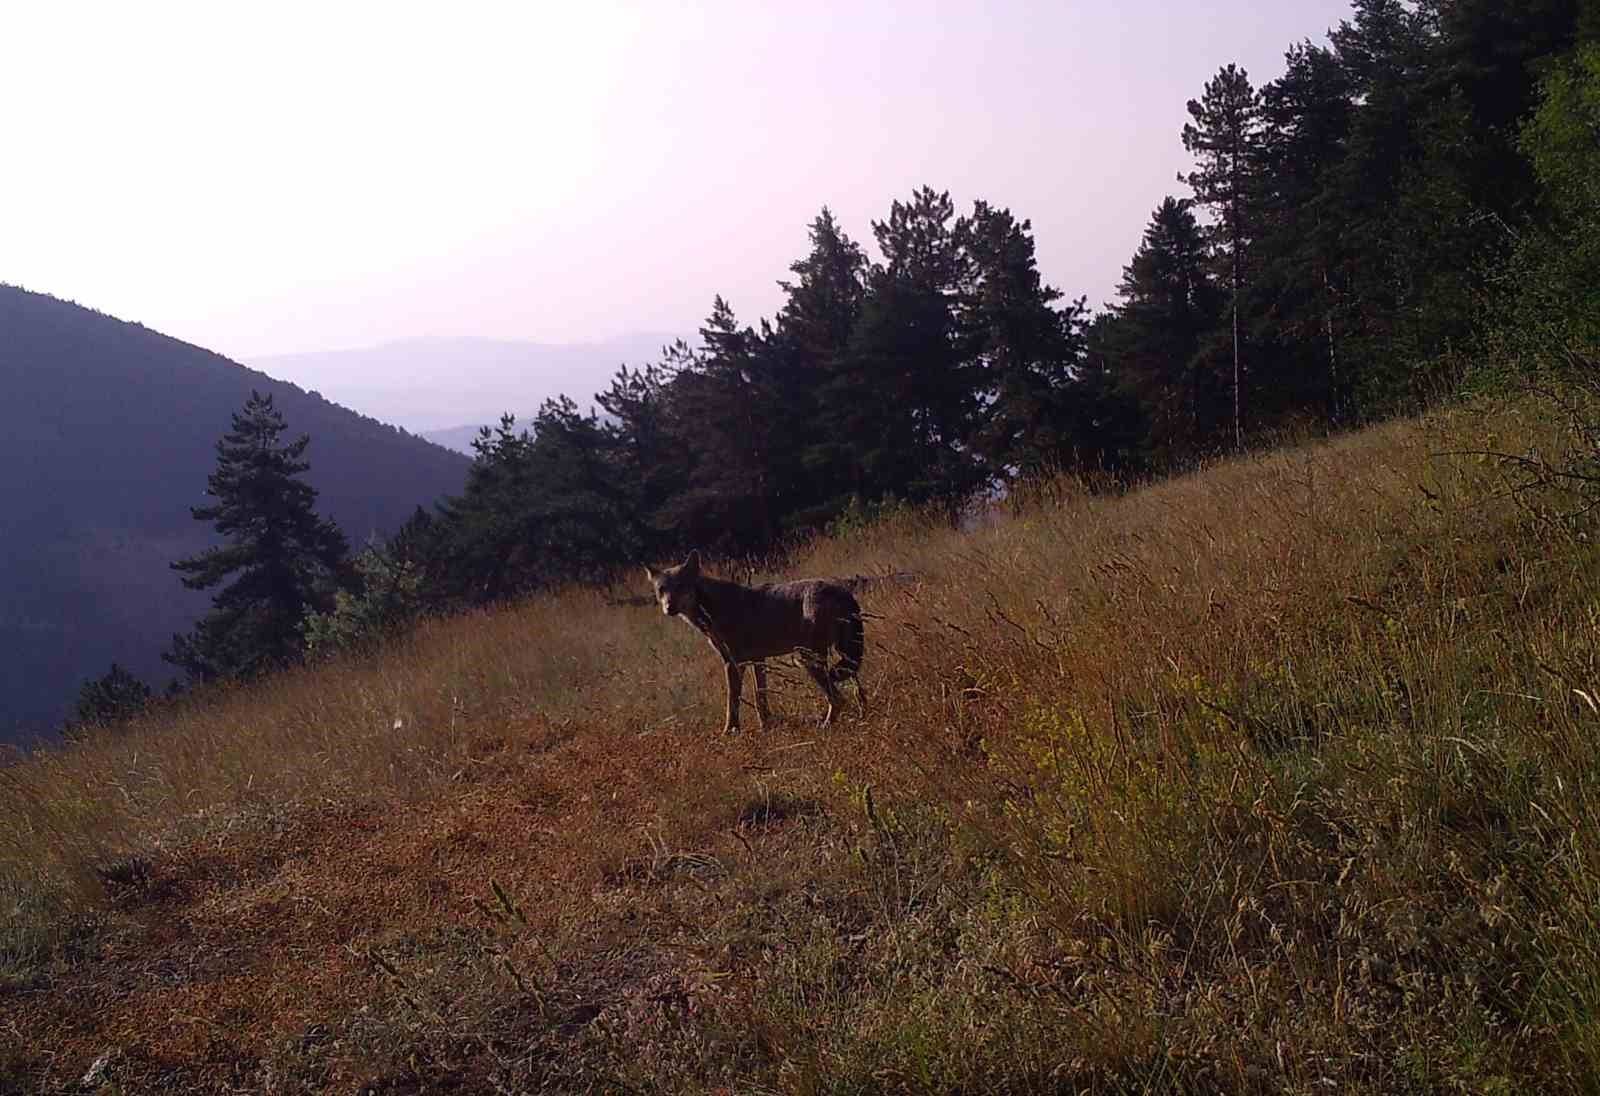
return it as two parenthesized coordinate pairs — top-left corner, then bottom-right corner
(252, 333), (677, 444)
(0, 285), (470, 743)
(420, 422), (526, 455)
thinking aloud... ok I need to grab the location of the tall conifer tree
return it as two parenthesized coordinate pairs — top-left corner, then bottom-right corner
(846, 187), (985, 510)
(957, 201), (1084, 477)
(661, 298), (786, 552)
(595, 362), (686, 556)
(166, 391), (351, 681)
(776, 209), (868, 523)
(431, 415), (540, 603)
(1108, 198), (1227, 464)
(1255, 43), (1354, 417)
(1182, 63), (1261, 447)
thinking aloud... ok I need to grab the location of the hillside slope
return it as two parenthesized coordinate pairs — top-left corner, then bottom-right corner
(0, 286), (470, 740)
(3, 400), (1597, 1092)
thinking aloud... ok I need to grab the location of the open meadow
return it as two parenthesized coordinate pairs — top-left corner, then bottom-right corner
(4, 399), (1599, 1093)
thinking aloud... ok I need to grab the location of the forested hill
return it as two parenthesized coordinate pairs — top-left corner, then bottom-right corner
(0, 285), (469, 742)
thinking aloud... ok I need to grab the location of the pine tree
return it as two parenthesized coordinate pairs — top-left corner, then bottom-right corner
(70, 663), (152, 732)
(524, 394), (640, 581)
(658, 297), (789, 553)
(1327, 0), (1437, 402)
(775, 208), (868, 367)
(774, 209), (868, 525)
(595, 361), (689, 556)
(431, 414), (538, 603)
(166, 391), (352, 681)
(1254, 42), (1354, 418)
(1106, 198), (1228, 465)
(843, 187), (986, 512)
(1075, 314), (1153, 475)
(1182, 64), (1261, 448)
(956, 201), (1086, 478)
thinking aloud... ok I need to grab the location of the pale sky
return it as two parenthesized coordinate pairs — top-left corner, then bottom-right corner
(4, 0), (1355, 361)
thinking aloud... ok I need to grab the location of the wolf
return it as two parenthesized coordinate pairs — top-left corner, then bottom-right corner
(645, 550), (867, 734)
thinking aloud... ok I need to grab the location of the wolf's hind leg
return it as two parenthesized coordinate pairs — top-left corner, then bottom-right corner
(831, 653), (867, 711)
(753, 661), (773, 729)
(830, 609), (867, 713)
(723, 662), (744, 734)
(800, 650), (842, 729)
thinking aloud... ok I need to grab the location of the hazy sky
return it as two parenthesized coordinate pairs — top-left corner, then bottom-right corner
(6, 1), (1355, 361)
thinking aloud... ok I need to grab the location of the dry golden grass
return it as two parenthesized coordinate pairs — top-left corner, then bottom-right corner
(3, 397), (1599, 1093)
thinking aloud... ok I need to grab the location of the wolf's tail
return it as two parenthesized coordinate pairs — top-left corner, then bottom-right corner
(831, 605), (865, 686)
(836, 571), (919, 594)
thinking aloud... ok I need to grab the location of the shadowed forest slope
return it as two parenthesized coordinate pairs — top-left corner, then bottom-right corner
(0, 286), (469, 740)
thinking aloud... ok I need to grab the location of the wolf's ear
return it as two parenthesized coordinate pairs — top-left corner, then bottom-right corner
(683, 549), (701, 575)
(643, 564), (657, 584)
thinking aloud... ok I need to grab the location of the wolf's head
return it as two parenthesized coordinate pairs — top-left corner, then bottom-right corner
(644, 550), (702, 616)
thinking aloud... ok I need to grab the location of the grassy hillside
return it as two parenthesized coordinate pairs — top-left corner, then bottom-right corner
(0, 286), (470, 739)
(2, 399), (1597, 1093)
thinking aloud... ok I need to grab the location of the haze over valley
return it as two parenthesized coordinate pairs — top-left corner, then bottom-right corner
(252, 333), (678, 450)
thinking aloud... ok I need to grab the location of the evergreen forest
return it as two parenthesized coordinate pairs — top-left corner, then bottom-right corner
(344, 0), (1600, 623)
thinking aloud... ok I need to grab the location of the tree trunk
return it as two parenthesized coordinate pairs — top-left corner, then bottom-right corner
(1230, 155), (1244, 450)
(1323, 266), (1339, 422)
(1232, 229), (1243, 450)
(1232, 282), (1242, 449)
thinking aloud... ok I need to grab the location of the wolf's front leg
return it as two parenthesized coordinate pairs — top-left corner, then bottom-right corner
(753, 661), (772, 730)
(722, 661), (744, 734)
